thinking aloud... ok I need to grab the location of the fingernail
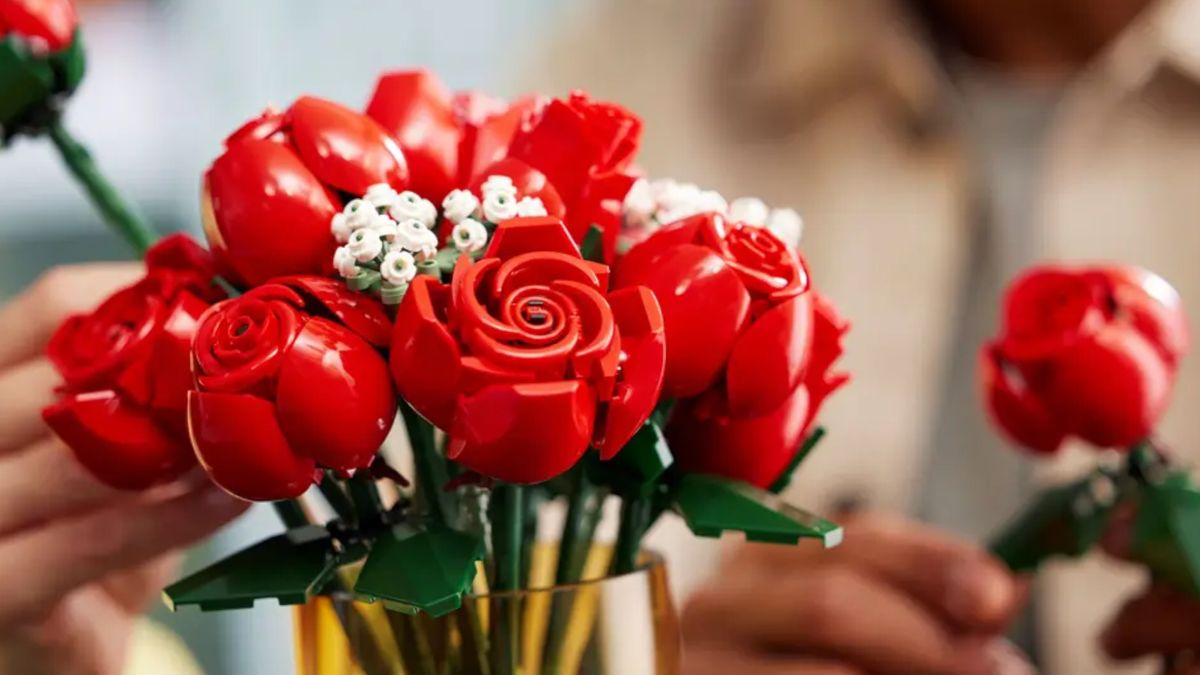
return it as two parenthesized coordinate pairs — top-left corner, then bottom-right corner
(944, 556), (1010, 623)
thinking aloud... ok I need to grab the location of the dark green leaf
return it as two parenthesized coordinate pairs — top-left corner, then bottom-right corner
(1132, 471), (1200, 596)
(354, 525), (484, 617)
(673, 474), (842, 545)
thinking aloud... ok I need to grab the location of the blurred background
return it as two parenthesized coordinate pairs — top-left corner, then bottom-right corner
(0, 1), (585, 673)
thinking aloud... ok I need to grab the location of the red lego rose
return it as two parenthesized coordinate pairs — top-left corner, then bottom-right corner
(615, 212), (813, 417)
(42, 235), (221, 490)
(0, 0), (77, 53)
(366, 69), (541, 204)
(189, 279), (396, 501)
(478, 91), (642, 259)
(667, 292), (850, 488)
(390, 217), (666, 484)
(202, 96), (409, 288)
(980, 265), (1189, 454)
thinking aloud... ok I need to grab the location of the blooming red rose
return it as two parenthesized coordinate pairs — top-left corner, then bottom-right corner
(42, 235), (221, 490)
(366, 69), (541, 204)
(390, 217), (666, 483)
(615, 212), (813, 417)
(0, 0), (76, 53)
(202, 96), (409, 288)
(667, 292), (850, 488)
(980, 265), (1189, 454)
(188, 278), (396, 501)
(476, 91), (642, 260)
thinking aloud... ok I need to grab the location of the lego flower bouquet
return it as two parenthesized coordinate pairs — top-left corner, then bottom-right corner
(7, 41), (850, 671)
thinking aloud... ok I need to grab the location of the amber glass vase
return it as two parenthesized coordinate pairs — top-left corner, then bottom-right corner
(293, 545), (680, 675)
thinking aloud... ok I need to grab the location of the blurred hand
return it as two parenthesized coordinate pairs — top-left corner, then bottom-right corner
(1101, 506), (1200, 670)
(0, 265), (248, 675)
(681, 512), (1032, 675)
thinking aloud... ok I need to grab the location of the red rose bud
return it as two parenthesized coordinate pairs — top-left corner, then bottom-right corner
(390, 217), (666, 484)
(42, 236), (220, 490)
(668, 292), (850, 488)
(1, 0), (83, 140)
(0, 0), (77, 53)
(483, 91), (642, 259)
(188, 280), (396, 501)
(202, 96), (409, 288)
(366, 69), (541, 204)
(980, 265), (1189, 454)
(615, 212), (814, 417)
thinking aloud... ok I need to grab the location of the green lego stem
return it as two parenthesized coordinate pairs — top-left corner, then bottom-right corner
(346, 472), (385, 521)
(317, 472), (358, 525)
(270, 500), (310, 529)
(488, 483), (524, 674)
(47, 119), (157, 255)
(611, 492), (653, 575)
(399, 401), (452, 526)
(554, 468), (607, 584)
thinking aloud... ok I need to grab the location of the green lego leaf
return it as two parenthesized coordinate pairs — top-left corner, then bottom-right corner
(47, 30), (86, 92)
(989, 469), (1122, 572)
(769, 426), (827, 494)
(0, 37), (54, 133)
(1131, 471), (1200, 596)
(673, 474), (842, 546)
(163, 525), (360, 611)
(354, 524), (484, 617)
(579, 224), (604, 262)
(589, 419), (673, 496)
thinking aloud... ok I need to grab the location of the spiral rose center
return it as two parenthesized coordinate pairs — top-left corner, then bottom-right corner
(501, 286), (570, 346)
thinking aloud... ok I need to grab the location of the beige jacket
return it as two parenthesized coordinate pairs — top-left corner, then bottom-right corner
(527, 1), (1200, 672)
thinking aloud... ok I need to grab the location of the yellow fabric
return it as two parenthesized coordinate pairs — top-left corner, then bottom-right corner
(121, 620), (203, 675)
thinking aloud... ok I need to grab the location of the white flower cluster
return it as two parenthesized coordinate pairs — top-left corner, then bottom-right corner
(330, 183), (440, 300)
(441, 174), (548, 256)
(619, 178), (804, 251)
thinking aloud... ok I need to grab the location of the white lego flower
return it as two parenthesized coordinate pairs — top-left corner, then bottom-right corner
(481, 174), (517, 199)
(380, 250), (417, 285)
(623, 178), (656, 215)
(729, 197), (769, 226)
(343, 198), (378, 228)
(441, 189), (481, 224)
(363, 183), (399, 209)
(333, 246), (359, 278)
(389, 191), (438, 228)
(695, 190), (729, 216)
(482, 191), (519, 223)
(395, 219), (439, 259)
(515, 196), (548, 217)
(766, 208), (804, 248)
(346, 228), (383, 262)
(452, 218), (489, 254)
(372, 216), (400, 242)
(330, 213), (355, 244)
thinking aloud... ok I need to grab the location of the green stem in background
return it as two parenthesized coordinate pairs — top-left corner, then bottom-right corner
(46, 119), (157, 254)
(555, 469), (606, 584)
(347, 471), (385, 521)
(317, 473), (357, 525)
(611, 493), (653, 575)
(400, 401), (452, 526)
(489, 483), (525, 674)
(271, 500), (309, 530)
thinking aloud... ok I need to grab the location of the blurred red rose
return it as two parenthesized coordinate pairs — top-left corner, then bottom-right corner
(0, 0), (77, 53)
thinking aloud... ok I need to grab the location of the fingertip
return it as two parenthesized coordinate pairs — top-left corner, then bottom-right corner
(944, 554), (1022, 626)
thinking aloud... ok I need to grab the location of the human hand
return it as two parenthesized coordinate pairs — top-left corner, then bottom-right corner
(0, 265), (249, 675)
(681, 512), (1032, 675)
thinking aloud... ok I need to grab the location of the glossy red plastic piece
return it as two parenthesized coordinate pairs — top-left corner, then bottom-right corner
(189, 283), (395, 500)
(615, 212), (813, 417)
(669, 292), (850, 488)
(42, 237), (222, 490)
(0, 0), (77, 52)
(203, 96), (408, 287)
(980, 264), (1189, 454)
(467, 157), (565, 220)
(390, 217), (665, 483)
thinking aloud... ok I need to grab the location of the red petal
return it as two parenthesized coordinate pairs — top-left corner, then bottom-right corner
(449, 380), (594, 484)
(484, 217), (585, 261)
(287, 96), (409, 194)
(0, 0), (76, 52)
(43, 391), (193, 491)
(978, 344), (1067, 454)
(725, 293), (814, 417)
(273, 275), (392, 348)
(188, 390), (316, 501)
(274, 318), (395, 472)
(365, 70), (458, 202)
(1095, 266), (1189, 367)
(595, 286), (665, 458)
(145, 233), (216, 279)
(146, 292), (210, 435)
(616, 242), (750, 399)
(998, 267), (1107, 362)
(459, 95), (544, 185)
(614, 213), (712, 288)
(390, 277), (461, 430)
(203, 141), (338, 287)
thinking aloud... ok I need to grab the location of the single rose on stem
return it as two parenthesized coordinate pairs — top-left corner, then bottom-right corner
(188, 278), (395, 501)
(980, 265), (1188, 454)
(667, 292), (849, 488)
(203, 96), (409, 287)
(390, 217), (666, 484)
(42, 235), (222, 490)
(615, 212), (814, 418)
(0, 0), (82, 141)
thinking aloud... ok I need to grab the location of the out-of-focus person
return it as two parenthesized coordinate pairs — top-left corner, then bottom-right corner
(527, 0), (1200, 673)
